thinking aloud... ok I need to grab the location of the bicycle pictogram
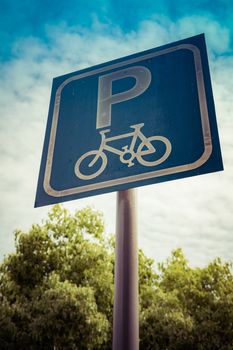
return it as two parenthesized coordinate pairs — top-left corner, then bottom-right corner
(74, 123), (172, 180)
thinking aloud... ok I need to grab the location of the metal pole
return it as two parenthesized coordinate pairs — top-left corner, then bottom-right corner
(113, 188), (139, 350)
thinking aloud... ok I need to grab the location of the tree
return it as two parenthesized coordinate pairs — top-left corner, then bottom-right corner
(0, 205), (233, 349)
(140, 249), (233, 350)
(0, 205), (112, 349)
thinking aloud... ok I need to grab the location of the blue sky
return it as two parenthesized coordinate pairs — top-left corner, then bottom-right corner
(0, 0), (233, 266)
(1, 0), (233, 59)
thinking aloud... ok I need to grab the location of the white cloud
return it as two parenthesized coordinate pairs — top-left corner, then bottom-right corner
(0, 16), (232, 266)
(174, 16), (230, 54)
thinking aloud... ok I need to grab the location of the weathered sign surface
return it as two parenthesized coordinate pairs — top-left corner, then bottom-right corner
(35, 34), (223, 207)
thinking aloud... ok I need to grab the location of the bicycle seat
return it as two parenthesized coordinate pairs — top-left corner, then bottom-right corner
(99, 128), (111, 134)
(130, 123), (145, 129)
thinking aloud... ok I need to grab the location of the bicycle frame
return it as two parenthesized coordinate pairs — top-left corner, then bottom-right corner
(75, 123), (172, 180)
(89, 123), (155, 167)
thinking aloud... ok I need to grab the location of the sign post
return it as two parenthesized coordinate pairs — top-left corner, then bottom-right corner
(113, 189), (139, 350)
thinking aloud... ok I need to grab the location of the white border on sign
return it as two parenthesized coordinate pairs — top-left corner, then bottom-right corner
(44, 44), (212, 197)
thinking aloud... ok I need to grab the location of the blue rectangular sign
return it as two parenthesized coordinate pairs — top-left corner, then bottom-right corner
(35, 34), (223, 207)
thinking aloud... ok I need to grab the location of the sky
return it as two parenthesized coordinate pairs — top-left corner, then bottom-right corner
(0, 0), (233, 267)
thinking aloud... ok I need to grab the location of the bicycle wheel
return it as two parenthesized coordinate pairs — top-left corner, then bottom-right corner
(74, 150), (107, 180)
(137, 136), (172, 167)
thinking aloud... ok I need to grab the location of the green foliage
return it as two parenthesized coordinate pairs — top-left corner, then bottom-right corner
(140, 248), (233, 350)
(30, 274), (109, 349)
(0, 206), (233, 349)
(0, 205), (112, 349)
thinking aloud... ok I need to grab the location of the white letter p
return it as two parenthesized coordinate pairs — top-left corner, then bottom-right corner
(96, 66), (151, 129)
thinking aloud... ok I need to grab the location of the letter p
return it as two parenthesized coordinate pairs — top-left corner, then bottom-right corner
(96, 66), (151, 129)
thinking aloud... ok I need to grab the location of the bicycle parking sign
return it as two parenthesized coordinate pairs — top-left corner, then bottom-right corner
(35, 34), (223, 207)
